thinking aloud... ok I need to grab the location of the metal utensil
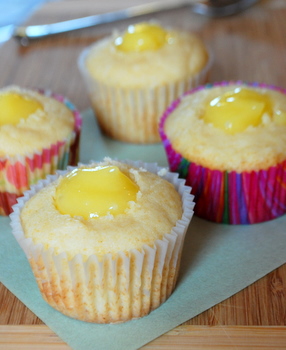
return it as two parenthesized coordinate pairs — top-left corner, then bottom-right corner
(13, 0), (258, 45)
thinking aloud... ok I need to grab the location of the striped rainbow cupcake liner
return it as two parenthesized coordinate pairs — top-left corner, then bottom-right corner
(0, 90), (82, 216)
(159, 81), (286, 225)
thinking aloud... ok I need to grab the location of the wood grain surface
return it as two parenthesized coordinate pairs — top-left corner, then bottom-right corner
(1, 325), (286, 349)
(0, 0), (286, 348)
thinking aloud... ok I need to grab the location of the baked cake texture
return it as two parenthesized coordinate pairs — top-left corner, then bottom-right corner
(160, 81), (286, 224)
(78, 22), (210, 143)
(10, 159), (194, 323)
(0, 85), (82, 215)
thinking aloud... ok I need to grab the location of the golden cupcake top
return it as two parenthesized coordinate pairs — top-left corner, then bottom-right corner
(164, 84), (286, 172)
(20, 159), (183, 260)
(0, 86), (75, 157)
(85, 22), (208, 88)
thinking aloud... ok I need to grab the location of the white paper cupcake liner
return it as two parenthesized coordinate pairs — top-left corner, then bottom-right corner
(78, 46), (212, 144)
(10, 160), (194, 323)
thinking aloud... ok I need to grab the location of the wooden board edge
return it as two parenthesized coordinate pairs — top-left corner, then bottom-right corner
(0, 325), (286, 349)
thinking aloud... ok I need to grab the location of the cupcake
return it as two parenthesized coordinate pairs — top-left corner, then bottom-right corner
(159, 81), (286, 225)
(0, 85), (82, 216)
(10, 158), (194, 323)
(78, 22), (211, 144)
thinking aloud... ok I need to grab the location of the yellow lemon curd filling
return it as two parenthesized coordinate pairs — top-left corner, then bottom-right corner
(203, 87), (286, 134)
(55, 165), (139, 220)
(0, 92), (43, 126)
(114, 22), (172, 52)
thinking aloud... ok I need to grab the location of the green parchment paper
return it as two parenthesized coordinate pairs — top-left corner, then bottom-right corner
(1, 109), (286, 350)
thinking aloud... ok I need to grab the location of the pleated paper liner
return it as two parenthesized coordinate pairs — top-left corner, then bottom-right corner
(10, 160), (194, 323)
(0, 90), (82, 216)
(78, 46), (212, 144)
(173, 157), (286, 224)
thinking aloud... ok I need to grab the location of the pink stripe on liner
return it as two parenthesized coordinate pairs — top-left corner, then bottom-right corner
(228, 172), (239, 224)
(211, 169), (225, 222)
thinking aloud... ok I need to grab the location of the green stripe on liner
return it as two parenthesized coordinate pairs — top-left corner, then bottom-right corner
(178, 158), (190, 178)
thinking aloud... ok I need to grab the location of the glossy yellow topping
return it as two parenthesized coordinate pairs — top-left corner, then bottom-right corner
(203, 88), (273, 134)
(273, 109), (286, 125)
(114, 23), (170, 52)
(55, 165), (139, 219)
(0, 92), (43, 126)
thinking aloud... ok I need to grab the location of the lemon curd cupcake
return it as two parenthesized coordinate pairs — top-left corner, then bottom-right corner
(10, 158), (194, 323)
(78, 22), (210, 143)
(0, 86), (82, 215)
(159, 81), (286, 224)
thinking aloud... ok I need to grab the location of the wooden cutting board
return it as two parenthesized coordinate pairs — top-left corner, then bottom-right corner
(0, 0), (286, 349)
(0, 325), (286, 349)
